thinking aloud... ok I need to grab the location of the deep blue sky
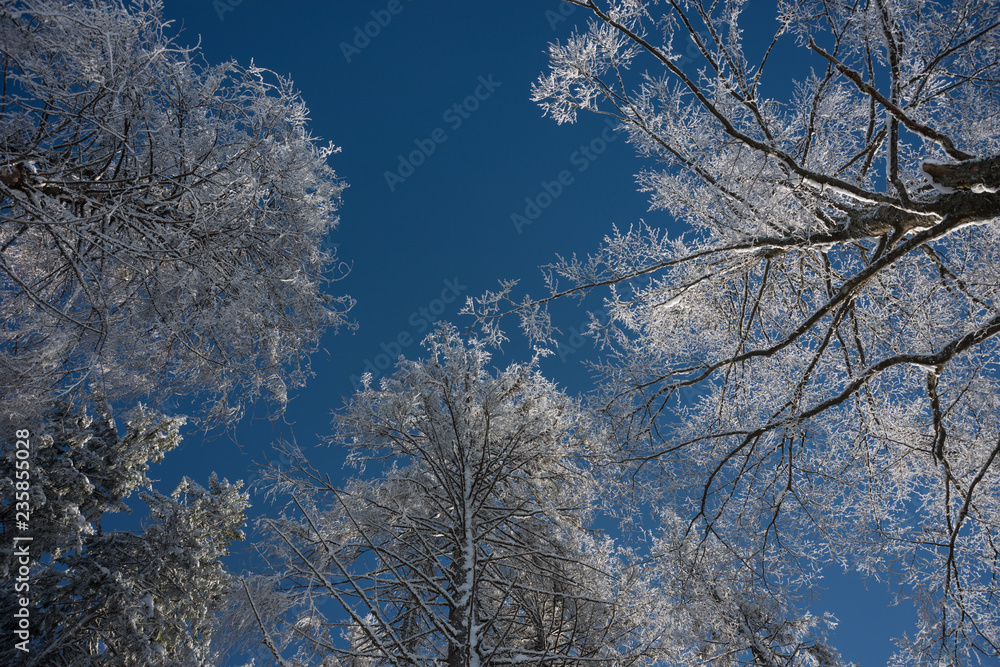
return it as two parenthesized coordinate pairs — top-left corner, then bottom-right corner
(142, 1), (913, 663)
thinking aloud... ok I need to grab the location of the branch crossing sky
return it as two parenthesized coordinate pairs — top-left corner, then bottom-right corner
(152, 2), (915, 663)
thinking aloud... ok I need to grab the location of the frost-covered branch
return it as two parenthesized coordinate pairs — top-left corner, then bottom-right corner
(471, 0), (1000, 662)
(0, 0), (355, 426)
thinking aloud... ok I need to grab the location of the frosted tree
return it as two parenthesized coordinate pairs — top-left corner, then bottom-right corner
(644, 512), (848, 667)
(0, 403), (248, 665)
(242, 325), (657, 667)
(0, 0), (353, 424)
(468, 0), (1000, 663)
(0, 402), (180, 577)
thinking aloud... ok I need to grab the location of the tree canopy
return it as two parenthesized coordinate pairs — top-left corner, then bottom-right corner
(0, 0), (353, 425)
(242, 326), (656, 667)
(469, 0), (1000, 663)
(5, 0), (1000, 663)
(0, 403), (248, 666)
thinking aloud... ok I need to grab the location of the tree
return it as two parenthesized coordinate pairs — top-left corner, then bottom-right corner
(0, 402), (249, 665)
(0, 0), (353, 425)
(242, 326), (656, 667)
(468, 0), (1000, 663)
(0, 402), (180, 580)
(646, 512), (848, 667)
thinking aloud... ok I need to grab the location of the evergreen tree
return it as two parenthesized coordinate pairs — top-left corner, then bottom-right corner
(0, 404), (248, 665)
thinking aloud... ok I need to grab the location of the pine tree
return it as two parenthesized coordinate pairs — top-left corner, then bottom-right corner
(0, 403), (248, 665)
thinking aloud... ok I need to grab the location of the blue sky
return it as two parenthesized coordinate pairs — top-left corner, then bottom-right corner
(145, 1), (915, 663)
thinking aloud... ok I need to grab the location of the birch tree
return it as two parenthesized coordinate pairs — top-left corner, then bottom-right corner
(245, 326), (656, 667)
(0, 0), (353, 424)
(469, 0), (1000, 663)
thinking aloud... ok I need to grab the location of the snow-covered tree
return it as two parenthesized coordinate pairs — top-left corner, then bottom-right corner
(243, 325), (656, 667)
(646, 513), (848, 667)
(468, 0), (1000, 663)
(0, 0), (353, 425)
(0, 403), (248, 665)
(0, 402), (180, 577)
